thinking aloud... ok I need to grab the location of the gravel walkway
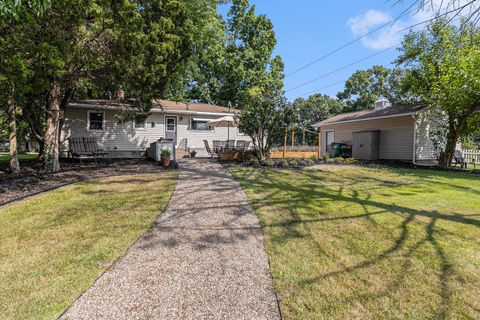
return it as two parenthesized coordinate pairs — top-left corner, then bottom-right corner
(61, 159), (280, 320)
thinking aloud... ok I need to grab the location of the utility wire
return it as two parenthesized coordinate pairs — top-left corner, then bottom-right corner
(297, 80), (346, 98)
(285, 45), (398, 92)
(285, 20), (396, 78)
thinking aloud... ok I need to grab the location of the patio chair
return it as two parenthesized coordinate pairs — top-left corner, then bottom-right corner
(236, 140), (246, 150)
(69, 137), (107, 164)
(452, 150), (467, 169)
(226, 140), (235, 150)
(204, 140), (215, 158)
(213, 140), (221, 153)
(177, 138), (190, 158)
(244, 141), (251, 150)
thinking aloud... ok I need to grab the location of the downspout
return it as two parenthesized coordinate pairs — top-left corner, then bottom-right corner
(412, 114), (418, 166)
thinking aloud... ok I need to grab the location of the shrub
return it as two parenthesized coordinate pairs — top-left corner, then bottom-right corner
(279, 159), (289, 168)
(250, 158), (260, 167)
(321, 154), (329, 161)
(309, 155), (319, 163)
(290, 158), (300, 168)
(345, 157), (358, 165)
(333, 157), (344, 163)
(263, 159), (275, 167)
(303, 158), (315, 166)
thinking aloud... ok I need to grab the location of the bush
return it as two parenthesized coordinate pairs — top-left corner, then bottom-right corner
(333, 157), (344, 163)
(263, 159), (275, 167)
(279, 159), (289, 168)
(250, 158), (260, 167)
(321, 154), (329, 161)
(303, 158), (315, 166)
(309, 155), (319, 163)
(345, 157), (358, 165)
(290, 158), (300, 168)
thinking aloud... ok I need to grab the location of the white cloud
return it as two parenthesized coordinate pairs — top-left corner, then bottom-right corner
(348, 1), (480, 50)
(347, 9), (405, 50)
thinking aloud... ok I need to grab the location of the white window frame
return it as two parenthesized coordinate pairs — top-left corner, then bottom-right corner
(325, 130), (335, 154)
(190, 117), (214, 132)
(133, 117), (147, 130)
(87, 110), (105, 132)
(165, 116), (177, 133)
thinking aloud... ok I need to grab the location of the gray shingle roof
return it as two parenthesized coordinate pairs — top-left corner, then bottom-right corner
(314, 104), (427, 126)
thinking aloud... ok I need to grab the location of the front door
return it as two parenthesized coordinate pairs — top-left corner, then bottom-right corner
(165, 116), (177, 143)
(325, 130), (334, 156)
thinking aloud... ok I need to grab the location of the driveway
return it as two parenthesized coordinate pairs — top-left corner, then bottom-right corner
(61, 159), (280, 319)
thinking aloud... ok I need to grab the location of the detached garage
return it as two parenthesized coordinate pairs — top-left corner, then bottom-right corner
(313, 101), (442, 165)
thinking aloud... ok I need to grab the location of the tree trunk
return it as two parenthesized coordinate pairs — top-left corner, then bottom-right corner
(44, 79), (61, 173)
(8, 95), (20, 174)
(438, 116), (469, 169)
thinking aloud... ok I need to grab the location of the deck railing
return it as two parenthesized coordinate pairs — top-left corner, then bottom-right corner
(463, 149), (480, 165)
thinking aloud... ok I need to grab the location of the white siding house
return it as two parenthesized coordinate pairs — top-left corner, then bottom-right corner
(60, 99), (250, 157)
(314, 102), (443, 165)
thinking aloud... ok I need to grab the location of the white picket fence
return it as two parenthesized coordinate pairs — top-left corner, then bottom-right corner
(463, 149), (480, 165)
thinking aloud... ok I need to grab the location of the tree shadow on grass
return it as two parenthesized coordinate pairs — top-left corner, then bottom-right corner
(234, 168), (480, 319)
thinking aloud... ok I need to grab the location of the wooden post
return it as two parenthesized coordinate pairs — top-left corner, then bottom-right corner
(283, 131), (287, 158)
(317, 131), (321, 158)
(291, 127), (295, 149)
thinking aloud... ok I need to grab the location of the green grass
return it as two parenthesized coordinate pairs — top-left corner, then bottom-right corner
(0, 173), (177, 320)
(230, 165), (480, 320)
(0, 152), (38, 162)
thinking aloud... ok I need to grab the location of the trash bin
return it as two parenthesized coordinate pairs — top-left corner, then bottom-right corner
(331, 142), (346, 157)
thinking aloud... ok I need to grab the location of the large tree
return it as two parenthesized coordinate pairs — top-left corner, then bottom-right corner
(7, 0), (195, 172)
(336, 66), (406, 112)
(397, 20), (480, 168)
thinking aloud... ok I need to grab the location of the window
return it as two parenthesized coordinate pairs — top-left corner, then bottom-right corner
(134, 117), (146, 129)
(88, 111), (104, 131)
(191, 118), (213, 131)
(166, 117), (176, 132)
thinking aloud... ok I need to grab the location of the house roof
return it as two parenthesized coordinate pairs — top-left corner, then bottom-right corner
(314, 104), (427, 127)
(69, 99), (240, 115)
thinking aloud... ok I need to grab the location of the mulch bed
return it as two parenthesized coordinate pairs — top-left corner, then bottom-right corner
(0, 159), (174, 206)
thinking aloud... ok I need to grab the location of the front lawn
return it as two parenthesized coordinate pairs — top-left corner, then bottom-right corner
(230, 165), (480, 320)
(0, 152), (38, 163)
(0, 173), (177, 320)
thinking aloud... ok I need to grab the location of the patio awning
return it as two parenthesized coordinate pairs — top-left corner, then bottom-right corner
(192, 117), (215, 122)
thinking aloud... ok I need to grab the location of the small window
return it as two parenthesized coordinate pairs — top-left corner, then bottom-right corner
(88, 111), (104, 130)
(191, 120), (213, 131)
(134, 117), (146, 129)
(166, 117), (176, 132)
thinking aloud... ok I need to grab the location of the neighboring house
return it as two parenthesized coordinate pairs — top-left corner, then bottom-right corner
(314, 100), (444, 165)
(61, 99), (249, 158)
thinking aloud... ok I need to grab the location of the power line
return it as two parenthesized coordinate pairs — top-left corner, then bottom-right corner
(297, 80), (346, 98)
(285, 20), (395, 78)
(285, 45), (398, 92)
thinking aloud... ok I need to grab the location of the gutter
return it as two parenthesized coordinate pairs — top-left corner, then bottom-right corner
(68, 103), (237, 117)
(314, 112), (418, 127)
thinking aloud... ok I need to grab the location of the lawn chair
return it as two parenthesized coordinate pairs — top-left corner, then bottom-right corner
(204, 140), (215, 158)
(452, 150), (467, 169)
(213, 140), (221, 153)
(176, 138), (190, 158)
(244, 141), (251, 150)
(226, 140), (235, 150)
(236, 140), (246, 151)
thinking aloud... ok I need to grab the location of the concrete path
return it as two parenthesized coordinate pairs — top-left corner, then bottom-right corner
(61, 159), (280, 320)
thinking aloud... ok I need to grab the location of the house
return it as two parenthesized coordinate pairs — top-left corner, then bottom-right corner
(61, 98), (249, 158)
(314, 100), (443, 165)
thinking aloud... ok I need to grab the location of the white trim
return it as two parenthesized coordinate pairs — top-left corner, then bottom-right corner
(324, 129), (335, 154)
(133, 118), (147, 131)
(86, 110), (105, 132)
(315, 112), (418, 127)
(412, 114), (418, 165)
(69, 103), (236, 117)
(165, 115), (177, 133)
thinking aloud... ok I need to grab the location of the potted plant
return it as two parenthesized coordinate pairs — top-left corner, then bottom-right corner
(160, 149), (172, 167)
(190, 150), (197, 158)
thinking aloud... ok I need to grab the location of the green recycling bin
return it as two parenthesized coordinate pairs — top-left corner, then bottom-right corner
(330, 142), (345, 157)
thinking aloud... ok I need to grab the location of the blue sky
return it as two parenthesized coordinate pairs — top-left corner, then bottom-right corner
(221, 0), (452, 101)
